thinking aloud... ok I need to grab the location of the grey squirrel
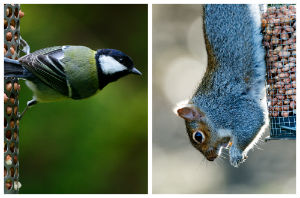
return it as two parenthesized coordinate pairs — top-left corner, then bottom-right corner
(176, 4), (269, 167)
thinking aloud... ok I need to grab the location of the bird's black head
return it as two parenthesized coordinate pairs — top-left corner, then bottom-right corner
(95, 49), (142, 89)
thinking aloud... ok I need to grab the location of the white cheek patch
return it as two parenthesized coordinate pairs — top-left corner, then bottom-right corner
(99, 55), (127, 75)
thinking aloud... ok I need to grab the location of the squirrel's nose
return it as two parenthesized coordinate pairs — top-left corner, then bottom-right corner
(205, 148), (218, 161)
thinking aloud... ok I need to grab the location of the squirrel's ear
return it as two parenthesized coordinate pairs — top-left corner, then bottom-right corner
(176, 104), (202, 121)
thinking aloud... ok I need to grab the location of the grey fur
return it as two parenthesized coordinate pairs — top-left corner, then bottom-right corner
(179, 5), (268, 167)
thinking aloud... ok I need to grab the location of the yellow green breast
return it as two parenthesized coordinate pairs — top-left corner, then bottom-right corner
(62, 46), (99, 99)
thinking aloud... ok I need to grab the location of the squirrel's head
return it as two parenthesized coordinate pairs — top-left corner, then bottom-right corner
(175, 103), (231, 162)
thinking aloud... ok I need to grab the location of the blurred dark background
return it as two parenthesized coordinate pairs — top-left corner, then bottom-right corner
(18, 4), (147, 194)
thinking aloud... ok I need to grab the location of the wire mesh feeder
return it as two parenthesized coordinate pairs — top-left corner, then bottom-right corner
(260, 4), (296, 141)
(4, 4), (22, 193)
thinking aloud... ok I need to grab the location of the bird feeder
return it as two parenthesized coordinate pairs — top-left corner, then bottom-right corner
(261, 4), (296, 141)
(4, 4), (21, 193)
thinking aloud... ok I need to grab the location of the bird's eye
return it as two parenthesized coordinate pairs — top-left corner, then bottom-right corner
(193, 131), (205, 144)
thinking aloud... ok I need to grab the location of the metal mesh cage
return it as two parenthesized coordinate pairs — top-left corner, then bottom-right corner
(4, 4), (21, 193)
(261, 4), (296, 140)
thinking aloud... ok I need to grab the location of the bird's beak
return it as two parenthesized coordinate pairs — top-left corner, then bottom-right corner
(131, 67), (142, 75)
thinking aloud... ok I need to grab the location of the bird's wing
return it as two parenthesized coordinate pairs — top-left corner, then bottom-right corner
(19, 46), (70, 97)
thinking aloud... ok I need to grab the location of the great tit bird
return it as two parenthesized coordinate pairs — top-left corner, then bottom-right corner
(4, 45), (142, 118)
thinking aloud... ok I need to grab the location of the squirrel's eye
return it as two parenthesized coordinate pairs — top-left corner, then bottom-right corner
(193, 131), (205, 144)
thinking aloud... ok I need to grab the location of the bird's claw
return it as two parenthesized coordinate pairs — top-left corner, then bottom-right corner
(20, 36), (30, 55)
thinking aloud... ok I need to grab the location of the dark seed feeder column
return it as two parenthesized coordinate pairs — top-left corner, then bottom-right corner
(4, 4), (22, 194)
(260, 4), (296, 141)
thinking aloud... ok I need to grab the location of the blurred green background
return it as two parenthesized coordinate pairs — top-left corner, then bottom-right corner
(18, 4), (147, 194)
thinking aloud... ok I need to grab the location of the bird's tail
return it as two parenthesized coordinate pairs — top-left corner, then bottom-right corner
(4, 57), (26, 78)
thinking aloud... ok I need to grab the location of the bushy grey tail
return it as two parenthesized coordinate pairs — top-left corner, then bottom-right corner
(4, 57), (26, 77)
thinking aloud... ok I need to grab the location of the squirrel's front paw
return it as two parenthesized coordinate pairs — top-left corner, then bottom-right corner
(229, 146), (246, 168)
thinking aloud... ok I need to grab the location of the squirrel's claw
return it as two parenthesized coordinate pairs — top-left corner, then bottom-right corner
(229, 145), (246, 168)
